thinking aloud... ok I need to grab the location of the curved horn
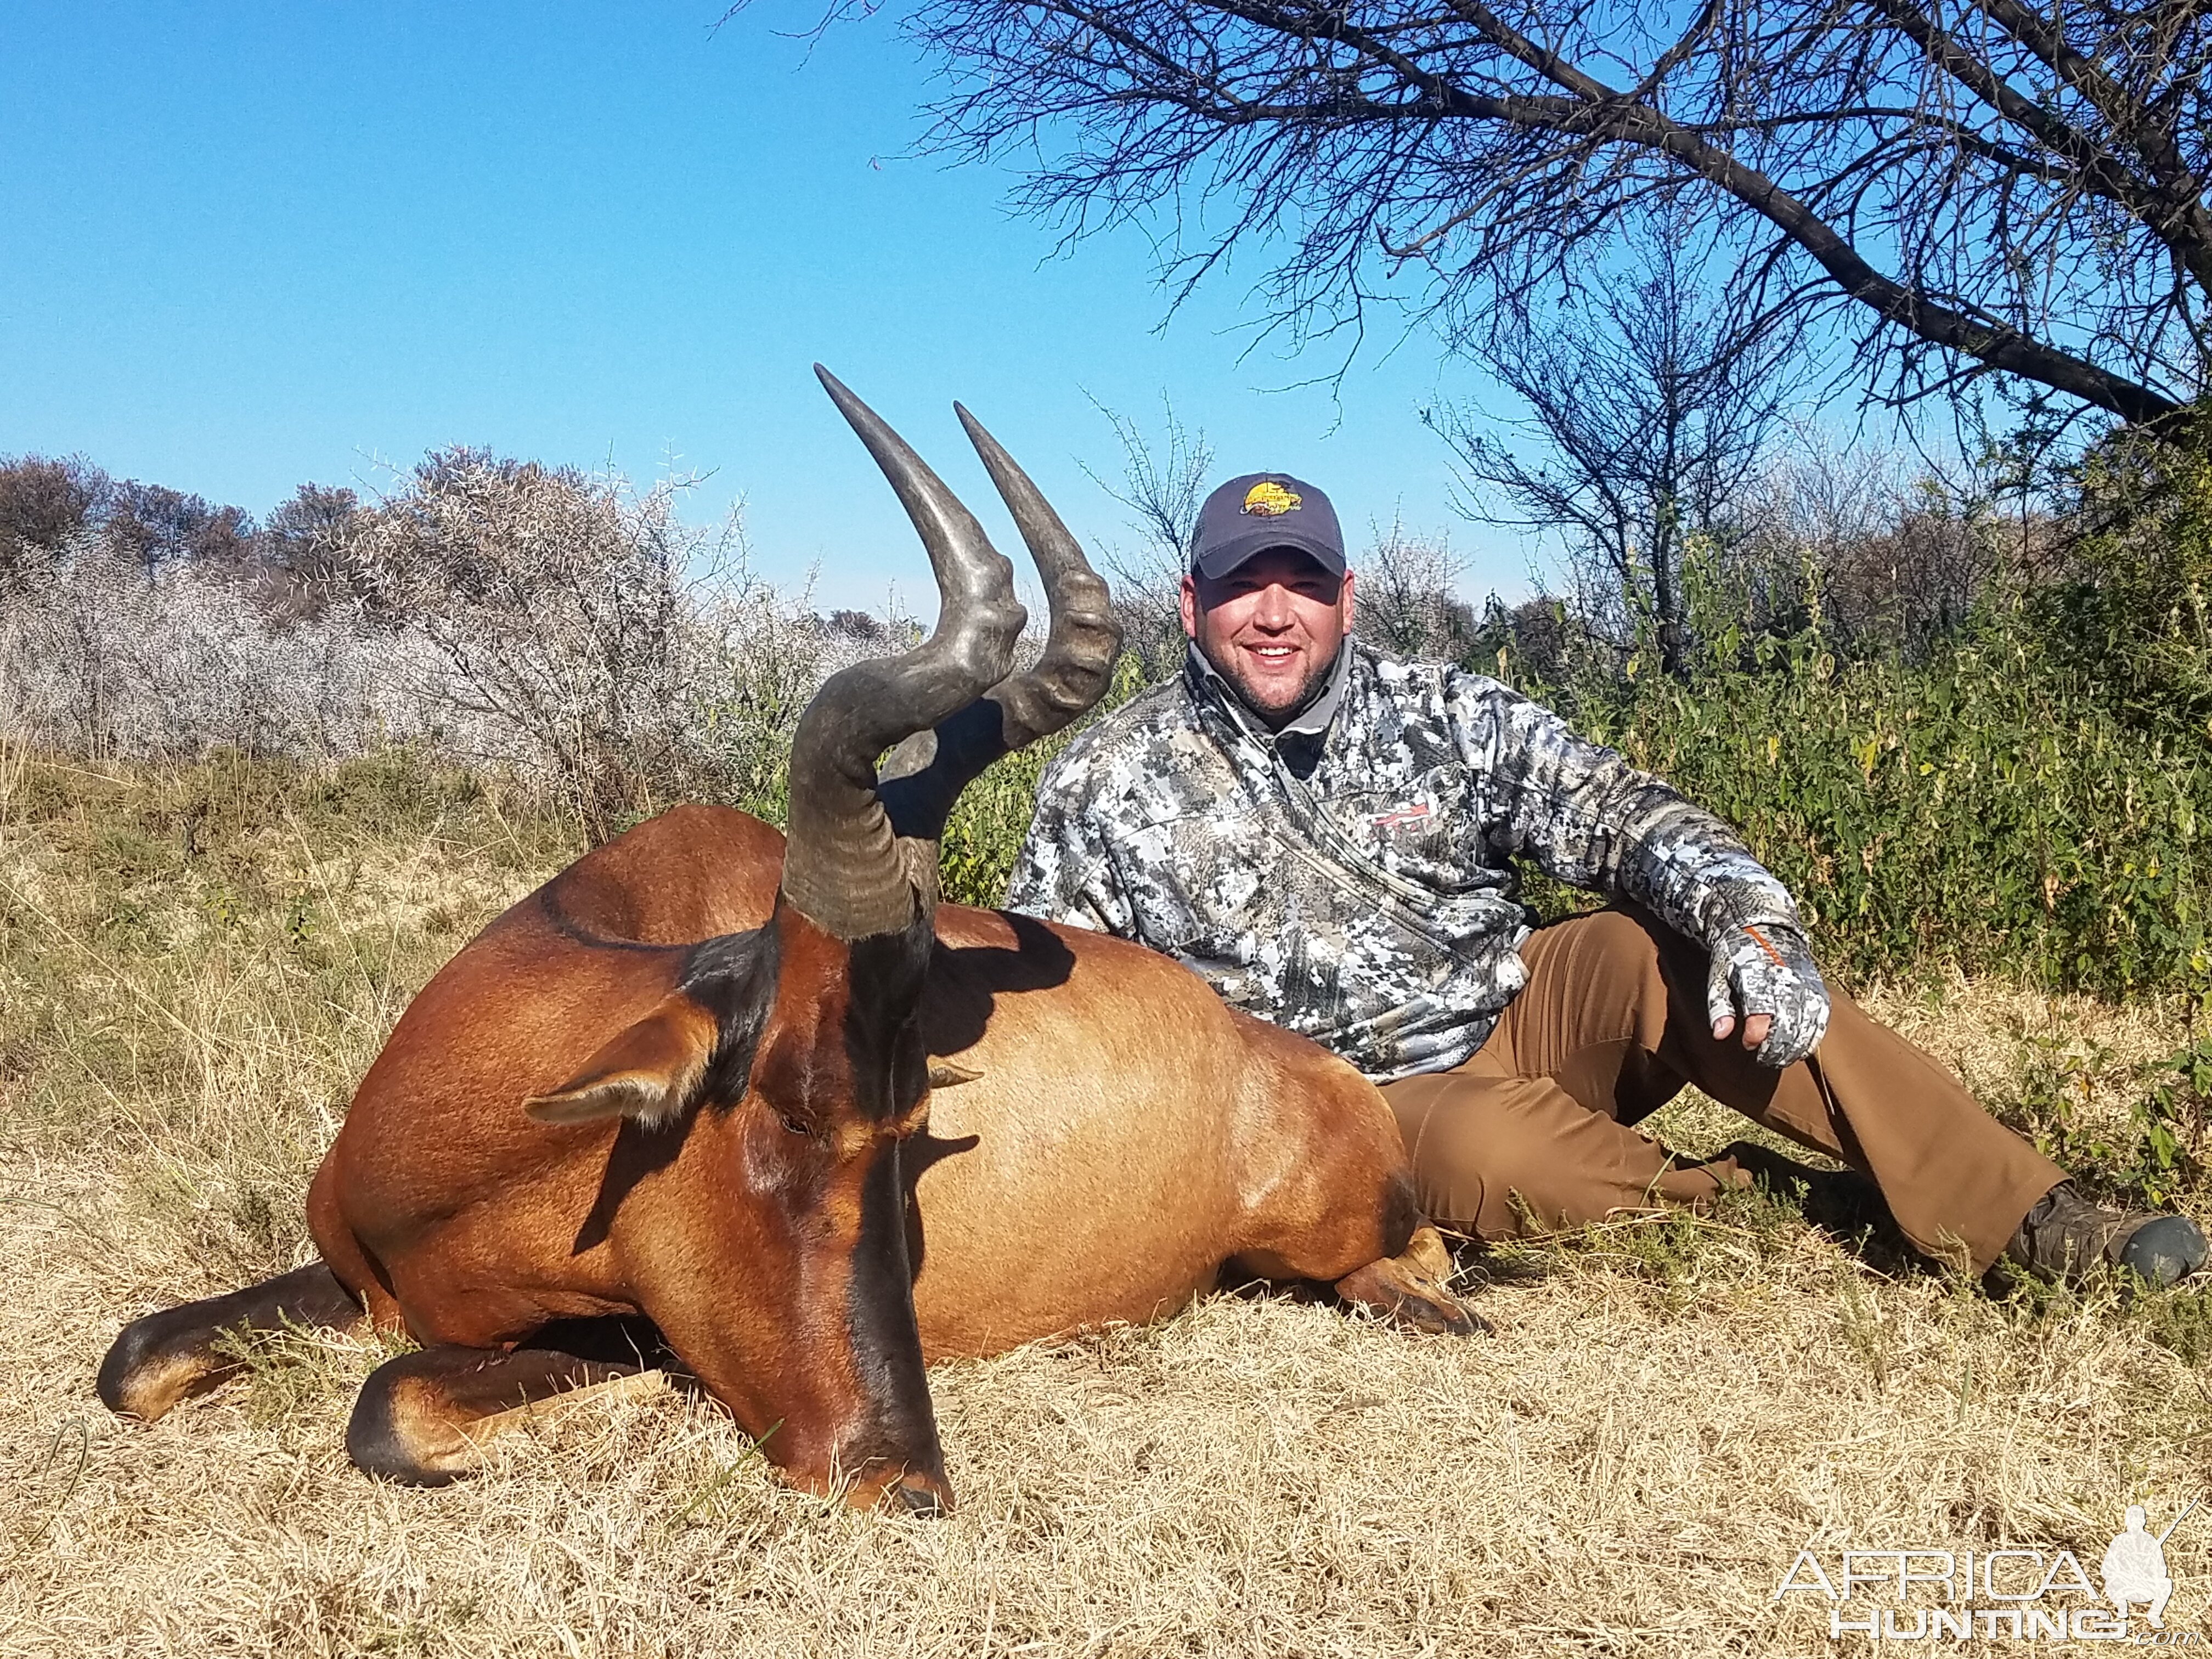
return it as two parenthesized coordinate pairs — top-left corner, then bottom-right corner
(780, 368), (1028, 940)
(877, 405), (1125, 843)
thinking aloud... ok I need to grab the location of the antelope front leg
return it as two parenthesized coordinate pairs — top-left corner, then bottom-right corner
(347, 1344), (661, 1485)
(100, 1262), (370, 1421)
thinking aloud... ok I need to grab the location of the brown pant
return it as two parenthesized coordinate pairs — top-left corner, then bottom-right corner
(1380, 909), (2064, 1272)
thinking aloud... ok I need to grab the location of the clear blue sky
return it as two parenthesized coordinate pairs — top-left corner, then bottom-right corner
(0, 3), (1533, 614)
(0, 3), (1539, 614)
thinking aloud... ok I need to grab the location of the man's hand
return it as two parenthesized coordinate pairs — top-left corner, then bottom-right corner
(1706, 918), (1829, 1068)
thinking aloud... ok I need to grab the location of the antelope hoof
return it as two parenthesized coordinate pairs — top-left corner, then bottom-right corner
(98, 1333), (238, 1423)
(99, 1263), (368, 1421)
(347, 1359), (483, 1486)
(1335, 1235), (1488, 1338)
(1369, 1269), (1487, 1336)
(887, 1475), (949, 1517)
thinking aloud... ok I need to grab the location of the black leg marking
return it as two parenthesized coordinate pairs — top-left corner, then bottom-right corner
(346, 1344), (653, 1486)
(98, 1262), (365, 1421)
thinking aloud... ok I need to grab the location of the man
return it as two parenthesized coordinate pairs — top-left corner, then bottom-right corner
(1006, 470), (2208, 1285)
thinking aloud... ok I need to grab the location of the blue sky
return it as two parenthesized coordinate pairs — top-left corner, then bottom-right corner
(0, 2), (1532, 614)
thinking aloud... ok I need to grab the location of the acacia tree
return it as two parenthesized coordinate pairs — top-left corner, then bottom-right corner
(257, 483), (364, 617)
(0, 454), (107, 598)
(1434, 223), (1801, 675)
(338, 448), (705, 841)
(886, 0), (2212, 424)
(1352, 518), (1481, 661)
(105, 481), (255, 579)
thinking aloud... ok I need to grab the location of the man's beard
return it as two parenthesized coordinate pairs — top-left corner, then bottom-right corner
(1201, 635), (1344, 726)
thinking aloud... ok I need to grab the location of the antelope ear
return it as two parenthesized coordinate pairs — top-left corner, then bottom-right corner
(927, 1059), (984, 1090)
(526, 995), (720, 1130)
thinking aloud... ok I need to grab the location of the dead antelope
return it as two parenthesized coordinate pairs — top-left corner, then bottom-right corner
(98, 369), (1477, 1513)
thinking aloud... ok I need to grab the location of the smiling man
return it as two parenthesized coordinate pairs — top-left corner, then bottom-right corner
(1005, 471), (2208, 1286)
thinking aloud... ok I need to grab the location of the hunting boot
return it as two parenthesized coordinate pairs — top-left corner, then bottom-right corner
(2005, 1181), (2209, 1286)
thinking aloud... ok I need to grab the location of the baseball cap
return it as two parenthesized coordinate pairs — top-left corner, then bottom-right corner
(1189, 472), (1347, 580)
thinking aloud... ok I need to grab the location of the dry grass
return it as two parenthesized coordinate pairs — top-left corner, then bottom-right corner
(4, 749), (2211, 1657)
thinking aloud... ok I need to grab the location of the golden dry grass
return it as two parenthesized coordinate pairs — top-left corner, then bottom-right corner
(4, 749), (2210, 1657)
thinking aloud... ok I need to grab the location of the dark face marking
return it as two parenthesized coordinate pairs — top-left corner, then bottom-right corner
(688, 899), (944, 1497)
(840, 912), (936, 1124)
(829, 910), (944, 1483)
(843, 1136), (945, 1482)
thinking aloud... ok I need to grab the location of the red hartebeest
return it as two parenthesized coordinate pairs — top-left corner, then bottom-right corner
(98, 370), (1477, 1513)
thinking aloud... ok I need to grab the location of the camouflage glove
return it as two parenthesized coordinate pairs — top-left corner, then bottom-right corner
(1705, 916), (1829, 1068)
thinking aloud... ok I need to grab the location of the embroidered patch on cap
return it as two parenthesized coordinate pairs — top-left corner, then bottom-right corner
(1240, 481), (1302, 517)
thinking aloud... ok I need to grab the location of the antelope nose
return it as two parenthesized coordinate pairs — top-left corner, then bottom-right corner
(890, 1472), (952, 1517)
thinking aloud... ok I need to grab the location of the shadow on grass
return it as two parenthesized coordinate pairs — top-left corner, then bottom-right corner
(1435, 1143), (1928, 1306)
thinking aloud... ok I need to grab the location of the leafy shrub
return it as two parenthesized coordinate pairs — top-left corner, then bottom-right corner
(1996, 1033), (2212, 1211)
(2048, 409), (2212, 729)
(934, 654), (1155, 908)
(1500, 613), (2211, 996)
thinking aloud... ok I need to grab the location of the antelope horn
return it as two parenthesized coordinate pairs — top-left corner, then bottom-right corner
(878, 405), (1124, 842)
(779, 368), (1028, 940)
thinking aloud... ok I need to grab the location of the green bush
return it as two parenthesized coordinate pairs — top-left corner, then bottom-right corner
(937, 655), (1154, 909)
(2049, 408), (2212, 730)
(1508, 620), (2209, 995)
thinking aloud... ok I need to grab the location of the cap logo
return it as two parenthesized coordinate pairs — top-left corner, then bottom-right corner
(1240, 481), (1301, 518)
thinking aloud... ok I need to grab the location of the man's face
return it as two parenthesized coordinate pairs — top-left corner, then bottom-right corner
(1181, 547), (1355, 725)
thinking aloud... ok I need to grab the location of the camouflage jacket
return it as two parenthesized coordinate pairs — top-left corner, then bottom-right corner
(1004, 641), (1803, 1082)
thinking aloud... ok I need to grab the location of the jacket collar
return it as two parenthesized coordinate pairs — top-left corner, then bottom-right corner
(1182, 637), (1356, 749)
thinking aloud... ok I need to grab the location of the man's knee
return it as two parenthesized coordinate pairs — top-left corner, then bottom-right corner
(1386, 1075), (1532, 1234)
(1534, 906), (1654, 969)
(1576, 906), (1660, 960)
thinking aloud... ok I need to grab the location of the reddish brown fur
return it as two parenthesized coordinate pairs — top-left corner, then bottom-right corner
(310, 840), (943, 1504)
(300, 803), (1464, 1503)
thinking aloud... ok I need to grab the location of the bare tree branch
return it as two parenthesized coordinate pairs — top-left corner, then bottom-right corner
(1434, 218), (1805, 675)
(901, 0), (2212, 422)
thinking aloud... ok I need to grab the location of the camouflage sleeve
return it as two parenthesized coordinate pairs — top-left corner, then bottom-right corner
(1447, 670), (1803, 950)
(1002, 744), (1135, 936)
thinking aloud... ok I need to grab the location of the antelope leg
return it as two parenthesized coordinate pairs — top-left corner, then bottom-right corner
(1333, 1223), (1488, 1336)
(99, 1262), (368, 1422)
(346, 1343), (662, 1486)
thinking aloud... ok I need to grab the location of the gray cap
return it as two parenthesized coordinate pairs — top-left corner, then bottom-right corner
(1189, 472), (1346, 580)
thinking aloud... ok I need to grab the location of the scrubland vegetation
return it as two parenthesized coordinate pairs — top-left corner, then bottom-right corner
(2, 400), (2210, 1654)
(0, 450), (894, 844)
(16, 0), (2212, 1639)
